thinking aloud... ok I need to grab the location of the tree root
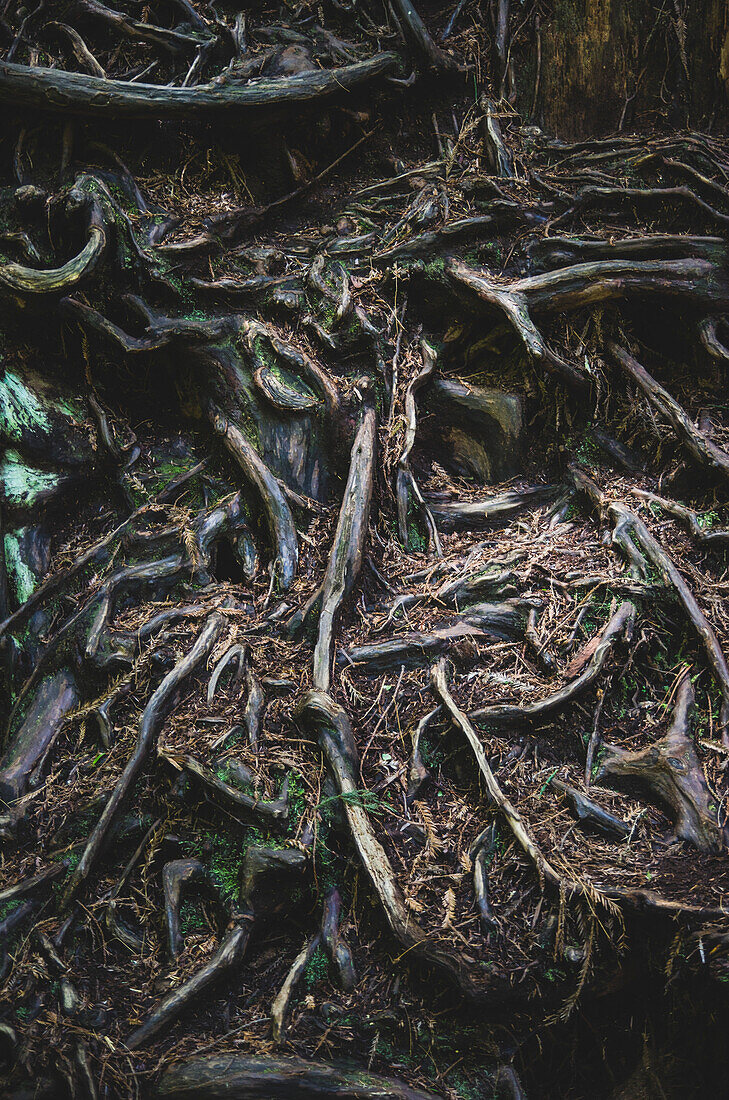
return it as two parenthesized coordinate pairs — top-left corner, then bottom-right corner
(407, 707), (439, 804)
(390, 0), (456, 71)
(0, 669), (78, 802)
(298, 689), (484, 1000)
(243, 661), (266, 747)
(321, 887), (356, 991)
(396, 339), (441, 553)
(313, 388), (376, 690)
(129, 845), (307, 1048)
(126, 914), (254, 1050)
(210, 408), (298, 591)
(632, 489), (729, 547)
(167, 753), (289, 826)
(426, 485), (560, 532)
(549, 778), (630, 841)
(0, 462), (208, 642)
(155, 1053), (442, 1099)
(446, 255), (729, 389)
(606, 502), (729, 735)
(338, 622), (487, 675)
(470, 824), (498, 932)
(610, 341), (729, 485)
(0, 863), (67, 907)
(162, 859), (207, 960)
(699, 316), (729, 364)
(431, 658), (576, 894)
(0, 54), (399, 119)
(270, 935), (321, 1044)
(207, 644), (247, 704)
(62, 612), (227, 908)
(0, 186), (107, 294)
(596, 673), (723, 853)
(470, 601), (636, 726)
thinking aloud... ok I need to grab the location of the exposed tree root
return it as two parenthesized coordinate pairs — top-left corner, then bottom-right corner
(155, 1054), (442, 1099)
(209, 410), (298, 591)
(470, 602), (636, 726)
(321, 887), (357, 992)
(610, 342), (729, 485)
(2, 10), (729, 1094)
(426, 486), (560, 533)
(62, 612), (227, 908)
(596, 673), (723, 852)
(126, 915), (254, 1050)
(270, 935), (321, 1045)
(0, 55), (399, 118)
(313, 391), (376, 690)
(298, 689), (484, 1000)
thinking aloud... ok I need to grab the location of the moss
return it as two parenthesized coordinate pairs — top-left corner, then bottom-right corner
(209, 832), (243, 899)
(543, 965), (567, 982)
(4, 529), (37, 604)
(407, 517), (427, 554)
(0, 451), (62, 510)
(420, 730), (446, 768)
(0, 369), (53, 443)
(287, 772), (307, 834)
(423, 256), (446, 278)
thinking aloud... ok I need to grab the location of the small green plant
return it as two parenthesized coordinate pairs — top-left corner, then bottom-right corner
(698, 510), (720, 531)
(0, 897), (22, 921)
(304, 944), (329, 989)
(180, 898), (207, 935)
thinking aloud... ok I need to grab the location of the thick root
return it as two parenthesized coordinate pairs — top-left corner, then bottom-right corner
(596, 673), (723, 853)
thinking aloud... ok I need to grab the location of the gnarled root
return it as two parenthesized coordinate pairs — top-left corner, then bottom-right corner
(446, 255), (729, 389)
(162, 859), (207, 960)
(596, 673), (723, 853)
(0, 669), (78, 802)
(607, 502), (729, 735)
(470, 824), (498, 932)
(339, 622), (486, 675)
(62, 612), (227, 908)
(321, 887), (356, 991)
(155, 1053), (442, 1099)
(431, 659), (569, 894)
(298, 689), (483, 999)
(470, 601), (636, 726)
(270, 935), (321, 1045)
(313, 389), (376, 690)
(610, 341), (729, 485)
(632, 490), (729, 547)
(0, 54), (399, 118)
(550, 778), (630, 841)
(396, 339), (440, 553)
(0, 185), (106, 294)
(407, 708), (439, 805)
(210, 407), (298, 591)
(129, 846), (306, 1049)
(167, 753), (289, 826)
(426, 485), (560, 533)
(126, 914), (253, 1050)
